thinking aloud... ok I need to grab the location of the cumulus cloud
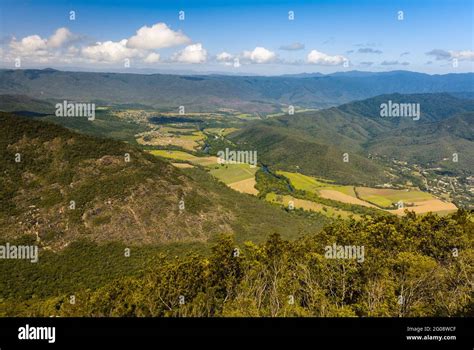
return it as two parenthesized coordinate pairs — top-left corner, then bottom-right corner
(143, 52), (161, 63)
(357, 48), (382, 54)
(82, 23), (194, 63)
(359, 61), (374, 66)
(48, 27), (74, 48)
(127, 23), (190, 50)
(279, 42), (305, 51)
(307, 50), (346, 65)
(5, 24), (196, 65)
(216, 52), (233, 62)
(9, 27), (75, 58)
(9, 35), (48, 55)
(426, 49), (474, 61)
(81, 39), (143, 62)
(67, 46), (79, 55)
(400, 51), (410, 57)
(172, 43), (207, 63)
(216, 52), (239, 66)
(217, 48), (276, 65)
(242, 47), (276, 63)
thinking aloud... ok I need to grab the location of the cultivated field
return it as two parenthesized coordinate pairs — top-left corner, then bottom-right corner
(388, 199), (458, 215)
(265, 193), (358, 219)
(277, 171), (355, 196)
(356, 187), (434, 208)
(149, 150), (218, 166)
(318, 189), (378, 208)
(172, 163), (195, 168)
(137, 130), (205, 151)
(276, 171), (328, 192)
(204, 127), (239, 136)
(278, 170), (457, 215)
(209, 163), (257, 184)
(228, 177), (258, 195)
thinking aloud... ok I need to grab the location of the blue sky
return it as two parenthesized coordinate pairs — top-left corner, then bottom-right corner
(0, 0), (472, 74)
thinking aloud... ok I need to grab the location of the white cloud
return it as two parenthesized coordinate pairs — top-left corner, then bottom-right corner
(67, 46), (79, 55)
(81, 39), (143, 63)
(307, 50), (346, 65)
(216, 52), (233, 62)
(127, 23), (190, 50)
(9, 28), (74, 58)
(10, 35), (48, 55)
(216, 52), (235, 66)
(172, 43), (207, 63)
(48, 27), (73, 48)
(144, 52), (161, 63)
(4, 23), (195, 65)
(242, 47), (276, 63)
(451, 50), (474, 61)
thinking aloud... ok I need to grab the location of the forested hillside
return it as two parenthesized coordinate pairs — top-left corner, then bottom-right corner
(0, 112), (325, 248)
(230, 93), (474, 182)
(2, 211), (472, 317)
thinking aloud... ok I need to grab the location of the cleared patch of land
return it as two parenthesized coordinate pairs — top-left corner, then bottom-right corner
(265, 193), (359, 219)
(277, 171), (355, 196)
(149, 149), (196, 161)
(323, 185), (357, 196)
(172, 163), (195, 169)
(277, 170), (457, 215)
(356, 187), (433, 208)
(209, 163), (257, 184)
(160, 126), (196, 133)
(318, 189), (377, 208)
(137, 130), (205, 151)
(205, 127), (239, 136)
(149, 150), (218, 166)
(228, 177), (258, 195)
(236, 113), (260, 120)
(277, 171), (328, 192)
(388, 199), (457, 215)
(192, 156), (220, 167)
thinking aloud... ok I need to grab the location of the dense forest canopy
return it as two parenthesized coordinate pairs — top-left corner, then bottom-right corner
(2, 210), (472, 317)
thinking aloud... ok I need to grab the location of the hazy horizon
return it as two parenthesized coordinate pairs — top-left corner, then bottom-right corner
(2, 67), (473, 77)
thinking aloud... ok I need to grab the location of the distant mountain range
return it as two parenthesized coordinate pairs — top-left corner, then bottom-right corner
(1, 69), (472, 112)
